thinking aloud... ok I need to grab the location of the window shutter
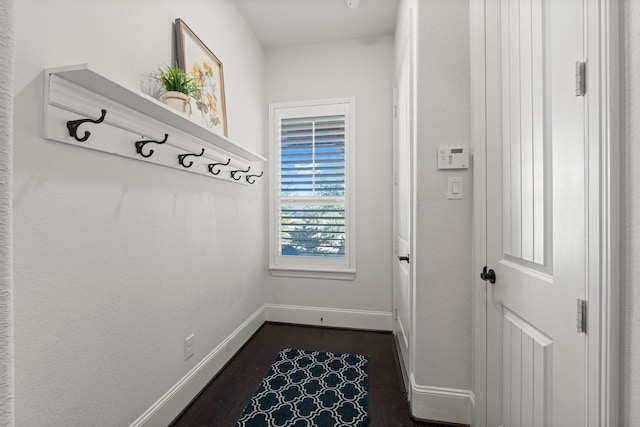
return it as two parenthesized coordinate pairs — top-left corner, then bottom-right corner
(279, 204), (345, 257)
(279, 115), (346, 197)
(278, 114), (346, 258)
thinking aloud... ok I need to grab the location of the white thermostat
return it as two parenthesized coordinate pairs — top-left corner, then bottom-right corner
(438, 146), (470, 169)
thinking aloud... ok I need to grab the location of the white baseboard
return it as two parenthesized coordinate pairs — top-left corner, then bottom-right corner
(410, 374), (474, 425)
(264, 304), (393, 331)
(129, 306), (266, 427)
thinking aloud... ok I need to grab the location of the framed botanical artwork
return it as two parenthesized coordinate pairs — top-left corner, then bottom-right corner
(175, 18), (228, 137)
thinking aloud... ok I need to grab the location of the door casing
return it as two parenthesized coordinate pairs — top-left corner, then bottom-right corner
(392, 13), (416, 392)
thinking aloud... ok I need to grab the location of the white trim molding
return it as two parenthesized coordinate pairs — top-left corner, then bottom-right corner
(409, 374), (474, 425)
(264, 304), (393, 331)
(585, 1), (620, 426)
(269, 267), (356, 281)
(470, 0), (488, 424)
(129, 306), (266, 427)
(268, 98), (357, 279)
(0, 0), (15, 425)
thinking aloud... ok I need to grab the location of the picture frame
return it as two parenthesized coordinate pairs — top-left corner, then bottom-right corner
(175, 18), (228, 137)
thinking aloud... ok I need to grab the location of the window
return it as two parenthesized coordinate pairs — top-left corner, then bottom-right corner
(269, 98), (356, 280)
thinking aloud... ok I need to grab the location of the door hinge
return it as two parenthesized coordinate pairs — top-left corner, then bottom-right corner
(577, 299), (587, 333)
(394, 308), (398, 320)
(575, 61), (586, 96)
(393, 105), (398, 118)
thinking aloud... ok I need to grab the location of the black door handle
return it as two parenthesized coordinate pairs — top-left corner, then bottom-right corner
(398, 255), (410, 263)
(480, 266), (496, 283)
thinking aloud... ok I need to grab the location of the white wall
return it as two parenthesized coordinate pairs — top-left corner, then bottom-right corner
(413, 0), (472, 391)
(264, 38), (395, 314)
(392, 1), (472, 421)
(12, 0), (265, 425)
(0, 0), (15, 424)
(621, 0), (640, 424)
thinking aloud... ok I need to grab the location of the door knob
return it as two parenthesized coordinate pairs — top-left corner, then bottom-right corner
(480, 266), (496, 283)
(398, 255), (410, 263)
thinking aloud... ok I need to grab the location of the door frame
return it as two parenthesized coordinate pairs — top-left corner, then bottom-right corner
(392, 11), (417, 393)
(470, 0), (620, 426)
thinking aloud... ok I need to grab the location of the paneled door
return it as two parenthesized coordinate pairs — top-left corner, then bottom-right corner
(484, 0), (587, 425)
(393, 26), (413, 380)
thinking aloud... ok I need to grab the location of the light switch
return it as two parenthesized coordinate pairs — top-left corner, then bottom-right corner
(447, 177), (463, 200)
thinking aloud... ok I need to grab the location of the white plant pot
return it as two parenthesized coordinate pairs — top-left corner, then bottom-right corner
(162, 91), (192, 116)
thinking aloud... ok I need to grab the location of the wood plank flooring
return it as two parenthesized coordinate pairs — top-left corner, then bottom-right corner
(171, 322), (459, 427)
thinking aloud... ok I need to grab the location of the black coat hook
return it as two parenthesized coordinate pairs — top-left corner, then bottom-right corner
(208, 158), (231, 175)
(245, 171), (264, 184)
(230, 166), (251, 181)
(135, 133), (169, 158)
(178, 148), (205, 168)
(66, 109), (107, 142)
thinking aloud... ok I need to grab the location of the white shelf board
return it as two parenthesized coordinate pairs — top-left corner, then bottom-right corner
(45, 64), (266, 162)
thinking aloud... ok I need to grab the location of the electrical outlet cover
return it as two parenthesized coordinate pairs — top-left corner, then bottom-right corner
(185, 334), (194, 360)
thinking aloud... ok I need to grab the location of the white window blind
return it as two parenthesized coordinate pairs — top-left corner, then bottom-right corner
(279, 115), (346, 257)
(269, 99), (355, 279)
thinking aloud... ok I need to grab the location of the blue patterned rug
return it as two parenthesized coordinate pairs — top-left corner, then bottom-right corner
(235, 348), (369, 426)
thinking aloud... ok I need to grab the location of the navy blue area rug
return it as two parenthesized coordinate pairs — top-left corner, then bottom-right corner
(235, 348), (369, 426)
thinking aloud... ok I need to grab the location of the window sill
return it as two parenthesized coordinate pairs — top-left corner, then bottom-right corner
(269, 266), (356, 281)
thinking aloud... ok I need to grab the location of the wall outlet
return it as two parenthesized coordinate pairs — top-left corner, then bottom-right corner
(185, 334), (195, 360)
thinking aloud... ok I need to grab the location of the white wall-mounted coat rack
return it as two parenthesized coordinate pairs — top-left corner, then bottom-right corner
(43, 64), (266, 185)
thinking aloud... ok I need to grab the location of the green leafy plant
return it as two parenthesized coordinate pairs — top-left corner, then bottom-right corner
(153, 65), (200, 97)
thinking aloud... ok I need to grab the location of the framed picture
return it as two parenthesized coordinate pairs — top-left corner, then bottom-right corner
(175, 18), (228, 137)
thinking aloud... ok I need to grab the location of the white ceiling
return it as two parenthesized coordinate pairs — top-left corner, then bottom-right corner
(234, 0), (400, 50)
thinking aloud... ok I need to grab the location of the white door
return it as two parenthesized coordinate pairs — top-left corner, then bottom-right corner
(484, 0), (587, 425)
(393, 29), (413, 379)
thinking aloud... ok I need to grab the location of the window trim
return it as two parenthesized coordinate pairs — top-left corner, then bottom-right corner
(268, 98), (356, 280)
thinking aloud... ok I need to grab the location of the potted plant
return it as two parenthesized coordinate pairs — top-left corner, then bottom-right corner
(153, 65), (200, 116)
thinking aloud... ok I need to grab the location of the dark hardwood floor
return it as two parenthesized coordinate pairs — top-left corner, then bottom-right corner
(171, 322), (461, 427)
